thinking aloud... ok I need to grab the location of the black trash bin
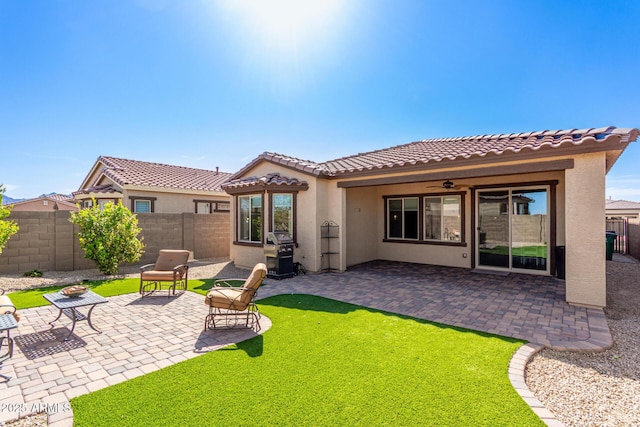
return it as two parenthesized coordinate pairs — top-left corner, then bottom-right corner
(555, 246), (566, 280)
(605, 231), (617, 261)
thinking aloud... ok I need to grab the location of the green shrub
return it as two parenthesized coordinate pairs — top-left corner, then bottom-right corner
(70, 199), (145, 275)
(0, 185), (19, 253)
(23, 269), (43, 277)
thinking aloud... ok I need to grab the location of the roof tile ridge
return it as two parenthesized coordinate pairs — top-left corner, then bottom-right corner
(101, 155), (232, 175)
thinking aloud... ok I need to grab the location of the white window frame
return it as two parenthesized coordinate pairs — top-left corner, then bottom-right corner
(134, 199), (152, 213)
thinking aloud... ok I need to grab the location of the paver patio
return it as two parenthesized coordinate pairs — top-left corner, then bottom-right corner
(0, 260), (612, 425)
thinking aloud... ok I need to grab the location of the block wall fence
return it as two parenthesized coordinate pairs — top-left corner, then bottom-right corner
(0, 211), (230, 274)
(629, 223), (640, 262)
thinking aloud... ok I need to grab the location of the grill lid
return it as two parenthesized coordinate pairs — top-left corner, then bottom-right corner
(266, 232), (294, 245)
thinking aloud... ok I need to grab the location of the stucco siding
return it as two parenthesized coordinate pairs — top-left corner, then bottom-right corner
(564, 153), (607, 307)
(227, 163), (325, 272)
(346, 187), (379, 266)
(123, 189), (228, 214)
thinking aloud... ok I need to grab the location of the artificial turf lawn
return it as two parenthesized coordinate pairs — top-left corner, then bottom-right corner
(66, 294), (543, 427)
(7, 277), (216, 309)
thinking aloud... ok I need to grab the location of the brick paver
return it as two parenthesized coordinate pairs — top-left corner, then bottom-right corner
(0, 260), (613, 425)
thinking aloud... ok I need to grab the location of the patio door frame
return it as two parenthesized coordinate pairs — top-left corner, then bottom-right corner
(471, 180), (557, 276)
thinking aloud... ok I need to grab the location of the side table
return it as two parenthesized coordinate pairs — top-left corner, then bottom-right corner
(43, 290), (108, 341)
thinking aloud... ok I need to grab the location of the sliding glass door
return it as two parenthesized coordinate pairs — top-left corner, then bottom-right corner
(477, 187), (549, 273)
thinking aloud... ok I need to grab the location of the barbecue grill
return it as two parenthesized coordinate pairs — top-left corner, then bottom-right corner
(264, 232), (295, 279)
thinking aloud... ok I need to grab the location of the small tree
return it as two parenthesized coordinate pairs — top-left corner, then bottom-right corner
(0, 184), (19, 254)
(70, 199), (145, 275)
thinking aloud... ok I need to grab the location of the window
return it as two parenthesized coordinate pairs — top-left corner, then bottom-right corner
(387, 197), (419, 239)
(272, 193), (293, 235)
(130, 196), (155, 213)
(134, 199), (151, 213)
(424, 195), (461, 241)
(196, 202), (211, 214)
(215, 202), (230, 212)
(43, 200), (49, 206)
(238, 195), (262, 243)
(83, 200), (92, 208)
(385, 193), (464, 244)
(98, 200), (111, 210)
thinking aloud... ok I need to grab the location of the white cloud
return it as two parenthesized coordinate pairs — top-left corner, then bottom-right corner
(606, 175), (640, 201)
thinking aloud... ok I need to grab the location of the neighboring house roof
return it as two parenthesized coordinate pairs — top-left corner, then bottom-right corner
(9, 193), (77, 210)
(222, 172), (309, 194)
(45, 193), (74, 202)
(606, 199), (640, 210)
(232, 126), (639, 180)
(76, 156), (233, 195)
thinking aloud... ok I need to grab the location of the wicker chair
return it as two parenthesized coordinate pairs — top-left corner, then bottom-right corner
(140, 250), (190, 297)
(204, 263), (267, 331)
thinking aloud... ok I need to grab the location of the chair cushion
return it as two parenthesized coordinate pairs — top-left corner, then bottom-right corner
(205, 288), (248, 310)
(154, 250), (190, 271)
(0, 294), (19, 322)
(244, 263), (267, 291)
(141, 270), (182, 282)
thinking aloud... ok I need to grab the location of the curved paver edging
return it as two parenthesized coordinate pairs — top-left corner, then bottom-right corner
(509, 343), (565, 427)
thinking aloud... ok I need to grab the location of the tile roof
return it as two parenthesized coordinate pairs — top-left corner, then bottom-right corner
(606, 199), (640, 210)
(233, 126), (639, 179)
(73, 184), (122, 197)
(222, 173), (309, 192)
(94, 156), (233, 192)
(10, 193), (76, 206)
(46, 194), (74, 202)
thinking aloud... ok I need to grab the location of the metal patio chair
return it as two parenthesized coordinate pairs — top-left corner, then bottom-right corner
(204, 263), (267, 331)
(0, 289), (19, 379)
(140, 250), (190, 297)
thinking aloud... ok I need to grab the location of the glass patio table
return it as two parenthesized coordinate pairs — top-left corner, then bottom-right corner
(43, 290), (108, 341)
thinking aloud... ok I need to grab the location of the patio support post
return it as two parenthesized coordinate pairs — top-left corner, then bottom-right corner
(564, 153), (607, 307)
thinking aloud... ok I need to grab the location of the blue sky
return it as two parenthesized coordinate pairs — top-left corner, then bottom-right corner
(1, 0), (639, 200)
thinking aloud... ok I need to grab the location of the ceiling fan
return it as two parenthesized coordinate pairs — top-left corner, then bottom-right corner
(425, 180), (469, 191)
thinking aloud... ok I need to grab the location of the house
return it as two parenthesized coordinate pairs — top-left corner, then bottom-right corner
(606, 198), (640, 223)
(9, 193), (78, 212)
(74, 156), (233, 214)
(223, 126), (639, 308)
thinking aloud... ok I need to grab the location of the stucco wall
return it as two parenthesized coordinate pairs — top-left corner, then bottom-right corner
(0, 211), (229, 274)
(123, 189), (228, 214)
(228, 163), (326, 272)
(564, 153), (607, 307)
(346, 187), (378, 266)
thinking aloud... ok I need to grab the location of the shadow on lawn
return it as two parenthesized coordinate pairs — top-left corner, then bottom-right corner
(193, 329), (263, 357)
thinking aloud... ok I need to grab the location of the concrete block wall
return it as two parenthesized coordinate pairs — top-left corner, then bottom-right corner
(136, 214), (187, 265)
(0, 211), (230, 274)
(629, 223), (640, 262)
(0, 212), (64, 274)
(193, 212), (230, 259)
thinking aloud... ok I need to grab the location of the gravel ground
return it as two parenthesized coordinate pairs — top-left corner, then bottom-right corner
(527, 256), (640, 426)
(2, 257), (639, 426)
